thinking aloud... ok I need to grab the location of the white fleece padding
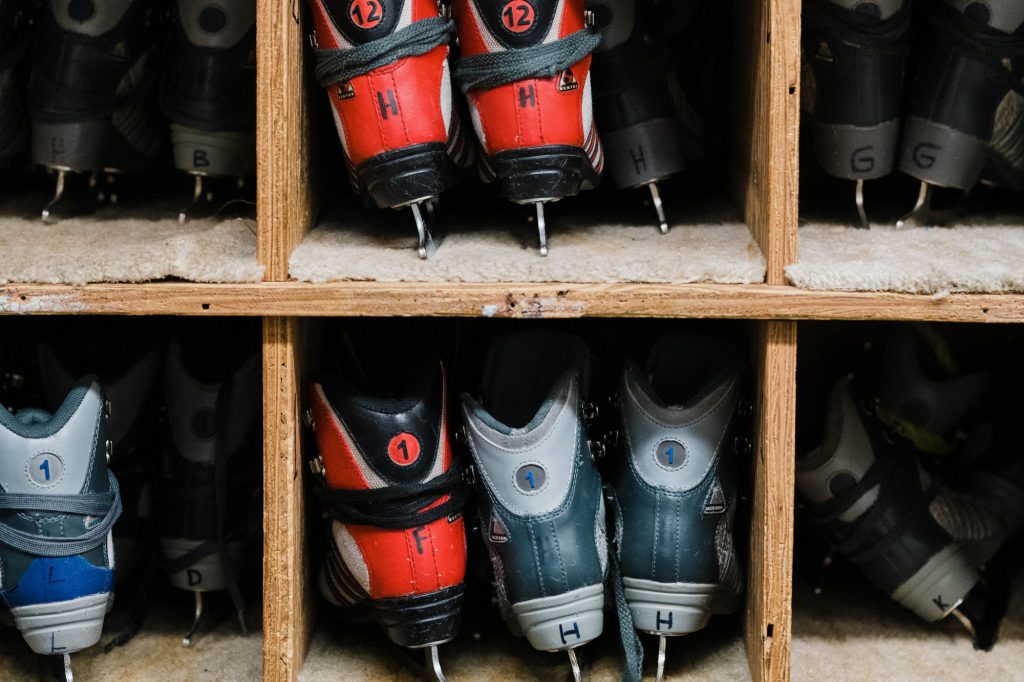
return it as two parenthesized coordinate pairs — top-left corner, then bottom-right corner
(792, 565), (1024, 681)
(290, 203), (765, 284)
(0, 202), (262, 285)
(788, 221), (1024, 294)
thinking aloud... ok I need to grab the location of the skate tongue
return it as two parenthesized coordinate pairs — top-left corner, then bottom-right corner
(14, 408), (53, 426)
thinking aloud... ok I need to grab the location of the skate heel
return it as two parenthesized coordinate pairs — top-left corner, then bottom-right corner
(491, 145), (598, 203)
(31, 119), (111, 172)
(373, 584), (464, 648)
(890, 543), (979, 622)
(511, 583), (604, 652)
(601, 119), (685, 189)
(170, 124), (255, 178)
(356, 142), (459, 209)
(10, 592), (110, 655)
(161, 537), (245, 592)
(898, 117), (988, 191)
(813, 119), (900, 180)
(622, 578), (739, 635)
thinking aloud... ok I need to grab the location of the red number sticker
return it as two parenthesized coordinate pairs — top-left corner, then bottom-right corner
(500, 0), (535, 33)
(349, 0), (383, 29)
(387, 433), (421, 466)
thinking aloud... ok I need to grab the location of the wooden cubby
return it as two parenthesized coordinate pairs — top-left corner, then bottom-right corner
(2, 0), (1022, 680)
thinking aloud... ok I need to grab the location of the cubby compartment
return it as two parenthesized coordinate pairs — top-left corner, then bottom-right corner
(285, 318), (775, 681)
(791, 321), (1024, 678)
(0, 174), (261, 286)
(275, 0), (784, 287)
(0, 317), (264, 679)
(790, 0), (1024, 296)
(0, 0), (259, 288)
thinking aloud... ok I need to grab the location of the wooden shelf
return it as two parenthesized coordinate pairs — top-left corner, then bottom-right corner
(4, 281), (1023, 322)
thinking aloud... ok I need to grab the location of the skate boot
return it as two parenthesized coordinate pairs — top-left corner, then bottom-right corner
(306, 359), (467, 679)
(36, 323), (161, 589)
(611, 333), (743, 682)
(897, 0), (1024, 227)
(451, 0), (603, 255)
(587, 0), (687, 233)
(802, 0), (910, 226)
(29, 0), (168, 221)
(797, 377), (986, 625)
(308, 0), (472, 259)
(0, 0), (30, 170)
(460, 331), (606, 680)
(874, 327), (1024, 565)
(0, 381), (122, 679)
(161, 0), (257, 222)
(157, 330), (261, 646)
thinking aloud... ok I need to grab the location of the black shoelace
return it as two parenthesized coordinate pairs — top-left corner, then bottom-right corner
(316, 466), (468, 530)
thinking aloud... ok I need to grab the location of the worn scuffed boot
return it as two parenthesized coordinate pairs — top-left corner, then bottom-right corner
(802, 0), (910, 226)
(460, 331), (607, 681)
(308, 0), (473, 258)
(451, 0), (603, 254)
(307, 359), (467, 679)
(897, 0), (1024, 226)
(161, 0), (257, 222)
(612, 333), (743, 681)
(29, 0), (168, 220)
(0, 381), (122, 679)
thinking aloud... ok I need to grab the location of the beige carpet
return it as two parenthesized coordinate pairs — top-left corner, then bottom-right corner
(787, 222), (1024, 294)
(792, 562), (1024, 681)
(289, 200), (765, 285)
(0, 200), (262, 285)
(0, 593), (262, 681)
(300, 613), (749, 681)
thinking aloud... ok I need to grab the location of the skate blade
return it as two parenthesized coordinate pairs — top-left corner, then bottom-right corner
(655, 635), (668, 682)
(178, 174), (254, 223)
(566, 646), (582, 682)
(38, 653), (73, 682)
(182, 591), (205, 647)
(410, 199), (442, 259)
(529, 201), (549, 256)
(855, 179), (869, 229)
(40, 168), (70, 223)
(425, 645), (446, 682)
(648, 181), (670, 234)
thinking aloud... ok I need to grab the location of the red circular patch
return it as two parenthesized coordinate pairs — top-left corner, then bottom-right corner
(348, 0), (383, 29)
(500, 0), (536, 33)
(387, 433), (421, 466)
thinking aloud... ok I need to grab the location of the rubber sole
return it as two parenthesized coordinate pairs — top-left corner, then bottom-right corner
(622, 578), (739, 635)
(890, 543), (979, 622)
(510, 583), (604, 652)
(356, 142), (459, 210)
(9, 592), (111, 655)
(372, 584), (464, 648)
(160, 537), (245, 592)
(601, 118), (685, 190)
(813, 119), (900, 180)
(170, 123), (255, 178)
(490, 145), (600, 204)
(31, 118), (110, 172)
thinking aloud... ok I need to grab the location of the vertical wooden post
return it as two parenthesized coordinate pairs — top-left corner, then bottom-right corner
(257, 0), (315, 678)
(262, 317), (310, 682)
(747, 320), (797, 682)
(257, 0), (313, 281)
(732, 0), (800, 284)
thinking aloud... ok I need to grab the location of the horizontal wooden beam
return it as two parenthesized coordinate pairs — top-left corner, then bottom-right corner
(2, 282), (1022, 322)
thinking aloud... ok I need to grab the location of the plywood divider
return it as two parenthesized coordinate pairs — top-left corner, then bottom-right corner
(257, 0), (313, 281)
(746, 320), (796, 682)
(263, 317), (311, 682)
(732, 0), (800, 284)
